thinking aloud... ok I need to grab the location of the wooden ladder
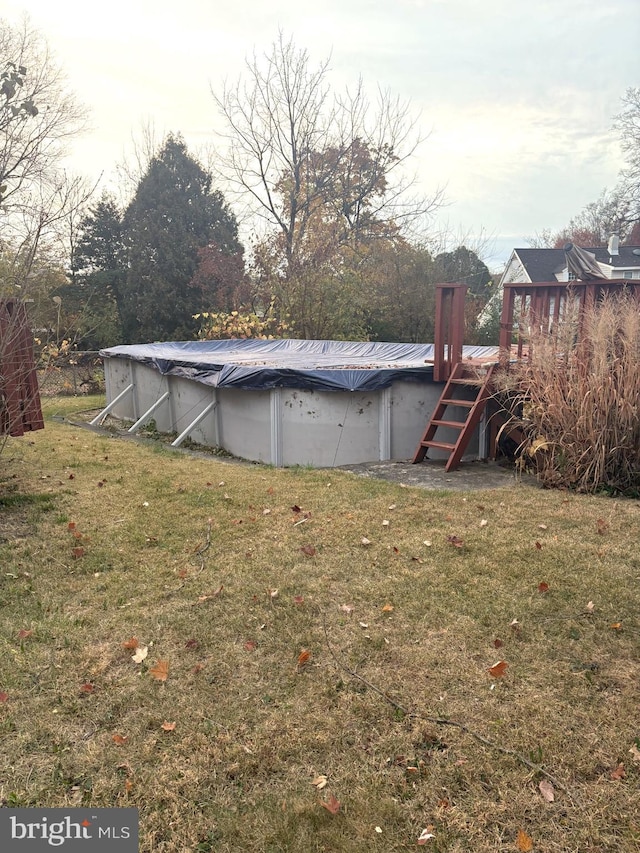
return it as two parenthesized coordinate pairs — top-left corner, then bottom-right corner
(412, 361), (497, 472)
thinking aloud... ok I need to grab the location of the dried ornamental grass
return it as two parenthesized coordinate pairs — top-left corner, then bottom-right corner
(497, 291), (640, 494)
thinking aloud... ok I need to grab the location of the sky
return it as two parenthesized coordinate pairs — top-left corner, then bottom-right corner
(3, 0), (639, 271)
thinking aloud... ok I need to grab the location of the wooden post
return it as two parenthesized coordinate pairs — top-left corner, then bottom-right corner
(433, 284), (467, 382)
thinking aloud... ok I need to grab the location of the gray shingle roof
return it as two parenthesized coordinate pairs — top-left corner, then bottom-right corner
(513, 246), (640, 281)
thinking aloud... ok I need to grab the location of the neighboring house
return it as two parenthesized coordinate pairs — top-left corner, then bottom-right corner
(501, 237), (640, 285)
(476, 238), (640, 331)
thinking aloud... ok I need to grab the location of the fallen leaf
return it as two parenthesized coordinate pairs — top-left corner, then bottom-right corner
(197, 585), (224, 603)
(382, 519), (390, 527)
(293, 595), (305, 605)
(494, 638), (503, 649)
(262, 508), (271, 515)
(488, 660), (508, 678)
(161, 721), (176, 732)
(479, 519), (488, 527)
(311, 775), (328, 790)
(516, 829), (533, 852)
(510, 619), (520, 631)
(300, 545), (316, 557)
(125, 779), (134, 793)
(417, 826), (436, 844)
(585, 601), (595, 613)
(596, 518), (609, 535)
(538, 523), (548, 530)
(358, 621), (369, 629)
(68, 521), (76, 530)
(291, 505), (302, 513)
(149, 660), (169, 682)
(538, 581), (550, 593)
(539, 779), (555, 802)
(122, 637), (139, 650)
(610, 762), (625, 780)
(71, 547), (85, 559)
(112, 733), (128, 746)
(185, 638), (199, 649)
(375, 826), (382, 833)
(319, 793), (341, 815)
(388, 504), (397, 510)
(339, 604), (354, 615)
(447, 535), (464, 547)
(628, 744), (640, 763)
(535, 541), (542, 550)
(79, 682), (95, 694)
(361, 537), (371, 546)
(131, 645), (148, 664)
(297, 649), (311, 667)
(244, 640), (257, 652)
(267, 588), (279, 600)
(17, 629), (33, 640)
(610, 622), (622, 630)
(381, 603), (394, 613)
(0, 691), (9, 702)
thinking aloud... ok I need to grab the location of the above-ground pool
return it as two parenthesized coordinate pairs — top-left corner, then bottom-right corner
(99, 339), (498, 467)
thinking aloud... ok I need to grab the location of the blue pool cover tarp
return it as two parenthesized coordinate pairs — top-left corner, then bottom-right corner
(100, 339), (499, 392)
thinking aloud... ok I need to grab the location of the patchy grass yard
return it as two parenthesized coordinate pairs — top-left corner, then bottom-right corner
(1, 396), (639, 852)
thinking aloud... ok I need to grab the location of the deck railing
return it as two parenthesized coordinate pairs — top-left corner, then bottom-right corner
(498, 279), (640, 362)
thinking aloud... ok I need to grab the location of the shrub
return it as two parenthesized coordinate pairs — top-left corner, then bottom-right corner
(194, 303), (289, 340)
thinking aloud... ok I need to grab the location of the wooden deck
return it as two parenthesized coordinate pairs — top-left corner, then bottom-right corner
(414, 279), (640, 470)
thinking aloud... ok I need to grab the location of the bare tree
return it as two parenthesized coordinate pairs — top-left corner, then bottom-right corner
(212, 32), (443, 337)
(0, 17), (87, 212)
(0, 17), (91, 447)
(215, 34), (442, 248)
(615, 87), (640, 205)
(1, 17), (89, 281)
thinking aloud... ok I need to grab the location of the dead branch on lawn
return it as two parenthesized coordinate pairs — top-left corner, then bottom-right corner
(322, 612), (569, 794)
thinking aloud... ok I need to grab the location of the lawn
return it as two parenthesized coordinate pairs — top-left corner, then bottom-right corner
(1, 397), (639, 852)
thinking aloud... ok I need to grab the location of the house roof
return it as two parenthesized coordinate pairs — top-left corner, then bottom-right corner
(511, 246), (640, 282)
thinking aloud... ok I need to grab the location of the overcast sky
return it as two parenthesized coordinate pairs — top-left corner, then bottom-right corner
(3, 0), (639, 270)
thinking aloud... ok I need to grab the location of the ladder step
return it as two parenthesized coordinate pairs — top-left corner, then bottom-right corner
(431, 419), (465, 429)
(449, 377), (484, 386)
(440, 398), (476, 408)
(420, 440), (456, 451)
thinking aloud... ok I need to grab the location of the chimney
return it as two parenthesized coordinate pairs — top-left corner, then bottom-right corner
(607, 234), (619, 256)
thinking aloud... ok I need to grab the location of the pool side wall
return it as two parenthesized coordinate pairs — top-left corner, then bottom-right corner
(103, 357), (483, 466)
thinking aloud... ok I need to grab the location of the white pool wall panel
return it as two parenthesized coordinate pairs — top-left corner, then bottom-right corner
(102, 356), (483, 466)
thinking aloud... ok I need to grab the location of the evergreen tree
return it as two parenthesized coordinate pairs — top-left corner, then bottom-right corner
(122, 135), (242, 343)
(68, 192), (126, 347)
(433, 246), (491, 297)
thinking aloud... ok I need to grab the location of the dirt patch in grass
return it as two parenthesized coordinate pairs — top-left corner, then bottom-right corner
(1, 398), (639, 852)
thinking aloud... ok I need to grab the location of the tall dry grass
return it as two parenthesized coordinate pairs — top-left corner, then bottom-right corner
(497, 290), (640, 495)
